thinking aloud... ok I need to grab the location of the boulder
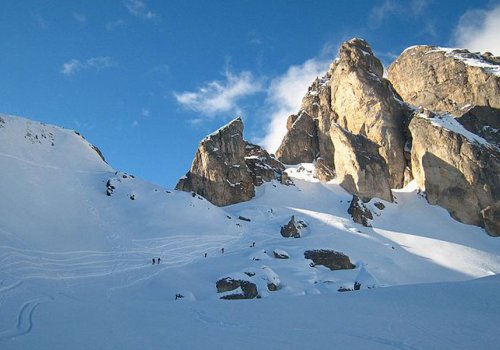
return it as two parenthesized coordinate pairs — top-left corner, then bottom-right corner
(216, 277), (258, 300)
(330, 124), (393, 202)
(280, 216), (307, 238)
(348, 195), (373, 227)
(304, 250), (355, 270)
(409, 111), (500, 236)
(273, 249), (290, 259)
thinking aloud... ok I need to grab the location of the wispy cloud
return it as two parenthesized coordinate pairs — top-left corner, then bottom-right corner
(61, 56), (116, 76)
(31, 13), (47, 29)
(174, 69), (264, 117)
(73, 12), (86, 24)
(258, 57), (330, 152)
(452, 3), (500, 56)
(106, 19), (126, 31)
(369, 0), (431, 28)
(124, 0), (159, 20)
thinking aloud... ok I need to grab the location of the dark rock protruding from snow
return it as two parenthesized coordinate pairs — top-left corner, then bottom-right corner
(216, 277), (258, 300)
(273, 249), (290, 259)
(176, 118), (288, 206)
(280, 216), (306, 238)
(304, 250), (355, 270)
(409, 111), (500, 236)
(348, 195), (373, 227)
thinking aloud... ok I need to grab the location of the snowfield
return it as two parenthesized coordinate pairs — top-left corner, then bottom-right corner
(1, 114), (500, 349)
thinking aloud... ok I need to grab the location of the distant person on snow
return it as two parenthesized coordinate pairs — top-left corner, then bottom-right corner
(158, 257), (161, 264)
(221, 248), (224, 254)
(152, 258), (156, 265)
(204, 253), (207, 258)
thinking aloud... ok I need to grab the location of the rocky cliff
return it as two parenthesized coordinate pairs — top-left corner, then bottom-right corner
(276, 38), (408, 200)
(177, 38), (500, 236)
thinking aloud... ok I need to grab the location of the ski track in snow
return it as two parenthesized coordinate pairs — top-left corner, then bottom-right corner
(0, 233), (239, 281)
(0, 297), (51, 341)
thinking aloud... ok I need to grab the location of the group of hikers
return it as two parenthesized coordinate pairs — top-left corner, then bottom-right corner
(151, 242), (257, 265)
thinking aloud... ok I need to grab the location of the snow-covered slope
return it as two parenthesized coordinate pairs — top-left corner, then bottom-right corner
(1, 114), (500, 349)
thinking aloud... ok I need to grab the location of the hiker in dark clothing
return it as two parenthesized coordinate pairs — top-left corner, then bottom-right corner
(252, 242), (255, 247)
(152, 258), (156, 265)
(204, 253), (207, 258)
(157, 257), (161, 264)
(221, 248), (224, 254)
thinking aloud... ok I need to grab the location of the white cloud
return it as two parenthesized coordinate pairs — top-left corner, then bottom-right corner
(124, 0), (158, 20)
(61, 56), (116, 76)
(369, 0), (430, 28)
(174, 70), (263, 116)
(258, 57), (330, 153)
(141, 107), (150, 117)
(73, 12), (86, 24)
(106, 19), (126, 31)
(453, 3), (500, 56)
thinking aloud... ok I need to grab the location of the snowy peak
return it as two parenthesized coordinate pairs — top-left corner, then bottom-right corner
(0, 114), (110, 172)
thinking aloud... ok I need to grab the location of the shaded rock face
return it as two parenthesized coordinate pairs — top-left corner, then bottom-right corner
(304, 250), (355, 270)
(331, 124), (393, 202)
(276, 38), (407, 195)
(280, 216), (306, 238)
(244, 142), (285, 186)
(409, 111), (500, 236)
(176, 118), (287, 206)
(216, 277), (258, 300)
(388, 46), (500, 118)
(276, 112), (318, 165)
(348, 195), (373, 227)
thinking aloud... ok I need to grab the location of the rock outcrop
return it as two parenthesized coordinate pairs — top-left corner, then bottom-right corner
(409, 111), (500, 236)
(176, 118), (288, 206)
(348, 195), (373, 227)
(280, 216), (307, 238)
(276, 38), (407, 197)
(304, 250), (356, 270)
(388, 46), (500, 118)
(388, 46), (500, 149)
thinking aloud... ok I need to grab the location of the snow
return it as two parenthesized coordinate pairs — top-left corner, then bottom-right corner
(1, 114), (500, 349)
(417, 112), (496, 149)
(426, 47), (500, 76)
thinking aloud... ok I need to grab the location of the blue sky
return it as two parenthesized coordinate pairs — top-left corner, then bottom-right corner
(1, 0), (499, 188)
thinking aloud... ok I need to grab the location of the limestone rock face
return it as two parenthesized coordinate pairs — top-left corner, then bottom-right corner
(175, 118), (255, 206)
(388, 46), (500, 118)
(275, 112), (318, 165)
(409, 111), (500, 236)
(276, 38), (407, 192)
(330, 124), (393, 202)
(176, 118), (288, 207)
(330, 38), (407, 189)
